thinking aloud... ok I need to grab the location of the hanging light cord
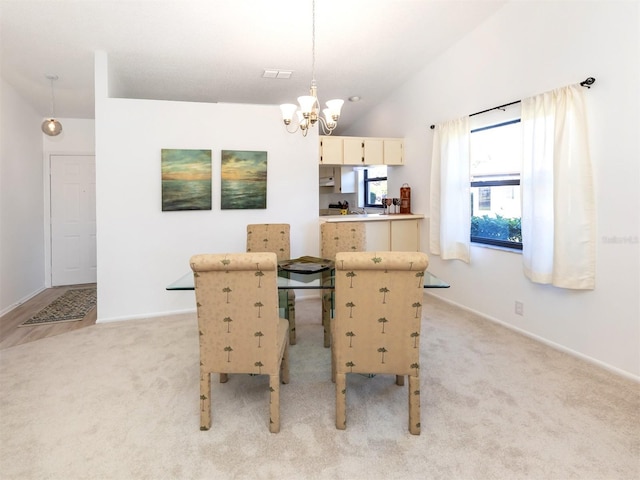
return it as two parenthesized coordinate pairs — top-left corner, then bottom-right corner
(48, 76), (57, 118)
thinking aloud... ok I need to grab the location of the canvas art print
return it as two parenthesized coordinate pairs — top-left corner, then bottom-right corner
(221, 150), (267, 210)
(161, 149), (212, 211)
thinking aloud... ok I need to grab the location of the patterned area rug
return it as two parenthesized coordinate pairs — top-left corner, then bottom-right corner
(19, 287), (97, 327)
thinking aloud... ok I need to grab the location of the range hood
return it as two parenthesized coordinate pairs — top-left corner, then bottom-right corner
(319, 175), (335, 187)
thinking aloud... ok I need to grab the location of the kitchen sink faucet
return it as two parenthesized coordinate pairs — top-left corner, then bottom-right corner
(349, 207), (367, 215)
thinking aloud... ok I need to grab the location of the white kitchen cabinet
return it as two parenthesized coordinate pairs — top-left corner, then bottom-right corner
(337, 167), (356, 193)
(321, 216), (423, 252)
(364, 221), (390, 251)
(383, 139), (404, 165)
(363, 139), (384, 165)
(363, 218), (420, 251)
(390, 219), (420, 251)
(319, 136), (343, 164)
(319, 136), (404, 166)
(343, 137), (365, 165)
(342, 137), (385, 165)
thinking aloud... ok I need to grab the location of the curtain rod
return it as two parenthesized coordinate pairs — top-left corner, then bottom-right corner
(429, 77), (596, 129)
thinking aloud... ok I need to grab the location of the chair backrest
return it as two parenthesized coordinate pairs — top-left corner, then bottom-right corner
(246, 224), (290, 261)
(333, 251), (429, 375)
(190, 252), (280, 375)
(320, 222), (366, 261)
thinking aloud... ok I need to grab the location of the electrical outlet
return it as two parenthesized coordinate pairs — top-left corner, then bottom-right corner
(515, 301), (524, 316)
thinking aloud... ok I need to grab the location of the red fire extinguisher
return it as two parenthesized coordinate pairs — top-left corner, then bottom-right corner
(400, 183), (411, 214)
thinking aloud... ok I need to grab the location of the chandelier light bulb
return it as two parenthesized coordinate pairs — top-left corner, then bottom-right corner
(323, 109), (336, 128)
(325, 99), (344, 120)
(297, 95), (317, 116)
(280, 104), (297, 125)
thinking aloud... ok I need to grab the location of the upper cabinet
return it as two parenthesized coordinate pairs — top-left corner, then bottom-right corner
(319, 136), (404, 166)
(343, 138), (367, 165)
(319, 136), (343, 164)
(361, 139), (384, 165)
(383, 139), (404, 165)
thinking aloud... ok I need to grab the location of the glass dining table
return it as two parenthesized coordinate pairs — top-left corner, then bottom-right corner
(166, 256), (449, 346)
(165, 257), (450, 291)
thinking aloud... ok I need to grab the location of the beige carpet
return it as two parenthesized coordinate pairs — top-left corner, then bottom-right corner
(0, 295), (637, 480)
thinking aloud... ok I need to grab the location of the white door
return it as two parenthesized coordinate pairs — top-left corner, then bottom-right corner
(51, 155), (97, 286)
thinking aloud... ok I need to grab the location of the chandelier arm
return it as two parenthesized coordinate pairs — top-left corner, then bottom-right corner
(285, 123), (300, 134)
(318, 116), (337, 135)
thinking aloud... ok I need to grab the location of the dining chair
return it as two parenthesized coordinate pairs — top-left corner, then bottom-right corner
(190, 252), (290, 433)
(246, 223), (297, 345)
(332, 250), (429, 435)
(320, 222), (366, 348)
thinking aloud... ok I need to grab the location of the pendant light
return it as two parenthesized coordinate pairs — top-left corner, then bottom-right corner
(41, 74), (62, 136)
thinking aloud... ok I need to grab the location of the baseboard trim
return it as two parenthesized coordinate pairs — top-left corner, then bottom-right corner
(425, 292), (640, 383)
(95, 296), (324, 324)
(0, 287), (47, 318)
(96, 308), (196, 324)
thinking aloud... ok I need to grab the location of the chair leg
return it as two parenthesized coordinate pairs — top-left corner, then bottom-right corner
(200, 371), (211, 431)
(331, 321), (336, 383)
(396, 375), (404, 386)
(287, 290), (296, 345)
(219, 373), (228, 383)
(322, 293), (331, 348)
(335, 372), (346, 430)
(408, 375), (421, 435)
(281, 341), (290, 385)
(269, 374), (281, 433)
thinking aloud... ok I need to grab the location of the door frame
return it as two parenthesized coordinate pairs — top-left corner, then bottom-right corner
(44, 151), (96, 288)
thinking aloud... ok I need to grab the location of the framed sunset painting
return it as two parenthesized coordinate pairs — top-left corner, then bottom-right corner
(161, 149), (212, 211)
(220, 150), (267, 210)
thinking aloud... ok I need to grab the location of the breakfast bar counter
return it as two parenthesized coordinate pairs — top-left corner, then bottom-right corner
(319, 213), (425, 222)
(319, 213), (426, 251)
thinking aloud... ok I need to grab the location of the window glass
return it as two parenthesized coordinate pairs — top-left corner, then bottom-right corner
(470, 119), (523, 249)
(364, 166), (387, 207)
(471, 121), (522, 178)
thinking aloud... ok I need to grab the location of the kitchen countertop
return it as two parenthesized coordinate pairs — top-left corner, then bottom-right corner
(319, 213), (425, 222)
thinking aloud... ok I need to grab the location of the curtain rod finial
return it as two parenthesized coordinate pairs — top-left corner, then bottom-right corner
(580, 77), (596, 88)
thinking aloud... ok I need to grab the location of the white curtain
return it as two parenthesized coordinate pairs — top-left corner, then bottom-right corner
(521, 84), (596, 289)
(429, 116), (471, 263)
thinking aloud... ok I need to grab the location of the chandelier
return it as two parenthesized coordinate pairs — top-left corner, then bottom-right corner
(41, 74), (63, 136)
(280, 0), (344, 136)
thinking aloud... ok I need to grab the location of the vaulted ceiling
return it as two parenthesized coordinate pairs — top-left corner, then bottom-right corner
(1, 0), (507, 132)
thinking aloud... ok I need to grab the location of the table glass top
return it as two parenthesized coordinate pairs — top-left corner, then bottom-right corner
(166, 257), (449, 291)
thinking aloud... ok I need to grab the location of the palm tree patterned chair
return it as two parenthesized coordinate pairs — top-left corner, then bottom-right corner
(320, 222), (366, 348)
(332, 250), (429, 435)
(246, 223), (297, 345)
(190, 252), (290, 433)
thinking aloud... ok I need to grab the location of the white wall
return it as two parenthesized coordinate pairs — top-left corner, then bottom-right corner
(0, 79), (45, 315)
(95, 54), (319, 322)
(347, 1), (640, 378)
